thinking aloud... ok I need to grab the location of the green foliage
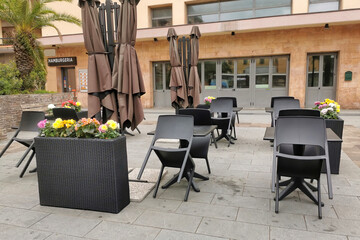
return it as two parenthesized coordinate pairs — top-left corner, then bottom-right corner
(0, 62), (22, 95)
(0, 0), (81, 90)
(33, 90), (56, 94)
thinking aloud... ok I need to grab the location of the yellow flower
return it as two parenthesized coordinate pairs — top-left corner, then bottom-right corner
(53, 118), (64, 129)
(100, 124), (108, 132)
(106, 120), (118, 130)
(63, 119), (76, 128)
(76, 102), (81, 107)
(64, 105), (71, 108)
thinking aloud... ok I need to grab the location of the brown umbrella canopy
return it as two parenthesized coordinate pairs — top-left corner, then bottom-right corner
(79, 0), (118, 121)
(188, 26), (201, 107)
(112, 0), (145, 131)
(167, 28), (188, 109)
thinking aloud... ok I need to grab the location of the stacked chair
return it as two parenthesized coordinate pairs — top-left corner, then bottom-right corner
(0, 111), (45, 177)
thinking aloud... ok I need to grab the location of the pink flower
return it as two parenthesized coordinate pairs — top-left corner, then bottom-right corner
(37, 119), (47, 129)
(98, 124), (108, 133)
(314, 101), (321, 105)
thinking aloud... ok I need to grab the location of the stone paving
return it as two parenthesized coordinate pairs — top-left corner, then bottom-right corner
(0, 109), (359, 240)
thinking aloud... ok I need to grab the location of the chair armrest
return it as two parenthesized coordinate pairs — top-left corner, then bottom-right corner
(276, 152), (326, 161)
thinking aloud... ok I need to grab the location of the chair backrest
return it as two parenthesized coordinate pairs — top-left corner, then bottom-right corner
(178, 108), (212, 125)
(273, 98), (300, 121)
(53, 108), (79, 121)
(275, 116), (327, 150)
(271, 96), (294, 108)
(154, 115), (194, 142)
(217, 97), (237, 107)
(279, 109), (320, 117)
(19, 111), (45, 131)
(210, 98), (233, 117)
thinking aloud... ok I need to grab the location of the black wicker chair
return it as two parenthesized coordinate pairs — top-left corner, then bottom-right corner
(138, 115), (196, 201)
(273, 116), (330, 219)
(0, 111), (45, 177)
(179, 108), (214, 173)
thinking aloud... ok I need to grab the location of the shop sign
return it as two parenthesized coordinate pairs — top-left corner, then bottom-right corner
(79, 69), (88, 92)
(48, 57), (77, 66)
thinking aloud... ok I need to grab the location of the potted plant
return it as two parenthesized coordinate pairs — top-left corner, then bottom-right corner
(314, 99), (343, 174)
(35, 118), (130, 213)
(62, 99), (82, 112)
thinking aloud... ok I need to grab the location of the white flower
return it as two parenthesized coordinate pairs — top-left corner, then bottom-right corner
(329, 103), (335, 108)
(327, 107), (333, 112)
(48, 104), (56, 109)
(321, 109), (328, 115)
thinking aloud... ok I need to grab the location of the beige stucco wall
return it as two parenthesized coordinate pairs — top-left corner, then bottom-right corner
(0, 21), (3, 44)
(292, 0), (308, 14)
(45, 23), (360, 109)
(342, 0), (360, 9)
(42, 0), (83, 36)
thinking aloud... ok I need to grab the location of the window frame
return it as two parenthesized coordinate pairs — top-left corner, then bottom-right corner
(151, 6), (173, 28)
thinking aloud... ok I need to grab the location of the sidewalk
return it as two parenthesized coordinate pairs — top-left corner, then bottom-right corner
(0, 109), (359, 239)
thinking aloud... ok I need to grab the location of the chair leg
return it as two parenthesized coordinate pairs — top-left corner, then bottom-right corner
(0, 139), (14, 158)
(275, 174), (280, 213)
(153, 165), (164, 198)
(184, 168), (195, 201)
(205, 157), (211, 174)
(211, 131), (217, 149)
(318, 179), (322, 219)
(232, 123), (237, 140)
(16, 142), (35, 167)
(236, 112), (240, 124)
(19, 150), (36, 178)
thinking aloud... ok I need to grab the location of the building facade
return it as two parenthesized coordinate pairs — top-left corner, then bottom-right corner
(3, 0), (360, 109)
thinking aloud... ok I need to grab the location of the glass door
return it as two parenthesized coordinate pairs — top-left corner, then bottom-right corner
(306, 53), (337, 107)
(153, 62), (171, 107)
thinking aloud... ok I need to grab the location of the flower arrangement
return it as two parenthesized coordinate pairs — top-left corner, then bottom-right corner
(62, 100), (81, 112)
(38, 118), (120, 139)
(204, 96), (216, 105)
(313, 98), (340, 119)
(47, 104), (56, 115)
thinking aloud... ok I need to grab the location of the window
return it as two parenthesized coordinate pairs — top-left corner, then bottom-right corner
(309, 0), (339, 13)
(272, 57), (287, 88)
(204, 61), (217, 90)
(187, 0), (291, 24)
(152, 7), (172, 27)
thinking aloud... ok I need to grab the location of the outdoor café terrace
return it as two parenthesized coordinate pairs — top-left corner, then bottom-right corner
(0, 108), (360, 240)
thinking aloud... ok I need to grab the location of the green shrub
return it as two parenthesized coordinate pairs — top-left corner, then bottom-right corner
(0, 62), (22, 95)
(33, 90), (56, 94)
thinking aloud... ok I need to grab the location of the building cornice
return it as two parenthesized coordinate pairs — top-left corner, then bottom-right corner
(38, 9), (360, 47)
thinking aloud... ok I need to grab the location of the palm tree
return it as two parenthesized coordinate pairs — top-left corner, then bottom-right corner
(0, 0), (81, 90)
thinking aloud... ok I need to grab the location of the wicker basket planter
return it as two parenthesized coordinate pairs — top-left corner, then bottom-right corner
(34, 136), (130, 213)
(321, 117), (344, 174)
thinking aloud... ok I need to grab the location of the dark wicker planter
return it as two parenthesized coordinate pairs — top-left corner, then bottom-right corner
(34, 136), (130, 213)
(325, 117), (344, 139)
(321, 117), (344, 174)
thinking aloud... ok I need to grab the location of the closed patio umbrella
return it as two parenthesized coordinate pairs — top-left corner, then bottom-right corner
(112, 0), (145, 131)
(167, 28), (188, 109)
(188, 26), (201, 107)
(79, 0), (118, 121)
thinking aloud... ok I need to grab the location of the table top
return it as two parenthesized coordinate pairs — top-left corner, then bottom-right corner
(265, 107), (273, 113)
(147, 125), (217, 137)
(233, 107), (243, 112)
(263, 127), (342, 142)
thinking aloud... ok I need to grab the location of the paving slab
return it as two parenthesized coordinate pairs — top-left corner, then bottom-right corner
(197, 218), (269, 240)
(85, 221), (160, 240)
(155, 229), (228, 240)
(134, 210), (202, 232)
